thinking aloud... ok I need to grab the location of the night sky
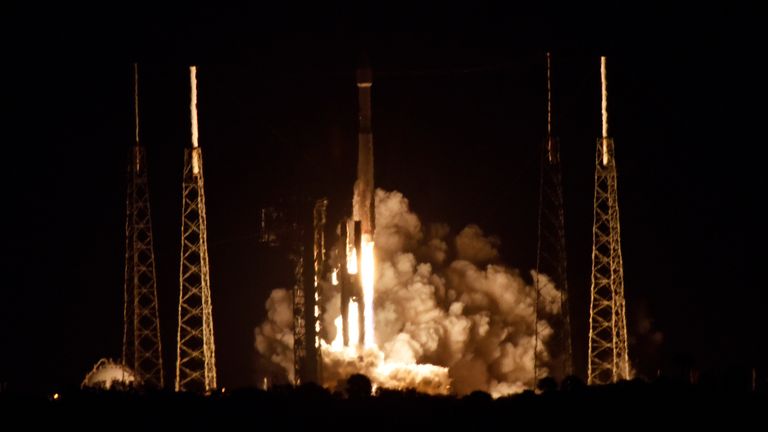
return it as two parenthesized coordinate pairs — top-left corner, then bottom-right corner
(4, 3), (765, 393)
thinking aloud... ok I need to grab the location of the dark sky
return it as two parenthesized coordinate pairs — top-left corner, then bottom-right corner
(4, 3), (765, 393)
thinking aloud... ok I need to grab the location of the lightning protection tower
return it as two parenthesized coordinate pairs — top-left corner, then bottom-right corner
(588, 57), (630, 384)
(534, 53), (573, 385)
(176, 66), (217, 392)
(122, 63), (164, 388)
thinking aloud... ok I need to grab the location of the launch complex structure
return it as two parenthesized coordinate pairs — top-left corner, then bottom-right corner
(118, 55), (631, 391)
(534, 53), (573, 384)
(122, 63), (163, 389)
(260, 65), (377, 385)
(121, 65), (217, 393)
(175, 66), (217, 393)
(587, 57), (630, 384)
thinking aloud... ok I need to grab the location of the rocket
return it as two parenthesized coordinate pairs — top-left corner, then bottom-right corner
(340, 65), (375, 348)
(354, 65), (375, 238)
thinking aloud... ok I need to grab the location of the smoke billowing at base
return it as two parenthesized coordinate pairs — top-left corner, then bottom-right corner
(255, 189), (565, 397)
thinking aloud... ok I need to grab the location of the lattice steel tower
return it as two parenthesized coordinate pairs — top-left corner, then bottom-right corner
(122, 63), (164, 388)
(534, 53), (573, 384)
(588, 57), (630, 384)
(293, 198), (327, 385)
(176, 66), (217, 392)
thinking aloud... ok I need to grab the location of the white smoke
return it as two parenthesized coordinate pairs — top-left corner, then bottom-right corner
(254, 288), (294, 382)
(454, 224), (500, 263)
(255, 190), (564, 397)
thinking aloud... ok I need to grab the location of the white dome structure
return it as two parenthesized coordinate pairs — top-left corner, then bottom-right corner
(81, 358), (137, 390)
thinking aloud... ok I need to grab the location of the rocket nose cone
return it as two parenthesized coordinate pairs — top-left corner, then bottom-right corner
(357, 67), (372, 86)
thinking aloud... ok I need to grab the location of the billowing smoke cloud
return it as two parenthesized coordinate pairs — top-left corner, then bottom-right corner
(255, 190), (564, 397)
(254, 288), (294, 383)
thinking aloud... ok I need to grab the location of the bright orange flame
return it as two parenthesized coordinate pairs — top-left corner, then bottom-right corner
(331, 315), (344, 350)
(347, 247), (358, 275)
(361, 237), (375, 347)
(330, 237), (375, 350)
(348, 300), (360, 347)
(52, 393), (60, 400)
(330, 300), (361, 351)
(321, 234), (451, 394)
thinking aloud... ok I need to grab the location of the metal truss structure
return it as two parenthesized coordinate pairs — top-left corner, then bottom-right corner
(292, 198), (326, 385)
(122, 63), (164, 388)
(534, 53), (573, 385)
(176, 67), (217, 392)
(588, 57), (630, 384)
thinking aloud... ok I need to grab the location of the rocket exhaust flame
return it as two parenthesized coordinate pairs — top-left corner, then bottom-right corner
(254, 64), (566, 396)
(361, 238), (375, 347)
(346, 219), (358, 275)
(347, 249), (358, 275)
(331, 269), (339, 285)
(256, 190), (565, 396)
(347, 301), (360, 349)
(338, 236), (374, 348)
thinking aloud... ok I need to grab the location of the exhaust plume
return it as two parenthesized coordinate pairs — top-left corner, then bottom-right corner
(255, 190), (565, 397)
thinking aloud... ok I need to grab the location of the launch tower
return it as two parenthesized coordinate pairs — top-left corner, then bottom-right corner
(122, 63), (164, 388)
(175, 66), (217, 392)
(534, 53), (573, 384)
(292, 199), (327, 385)
(588, 57), (630, 384)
